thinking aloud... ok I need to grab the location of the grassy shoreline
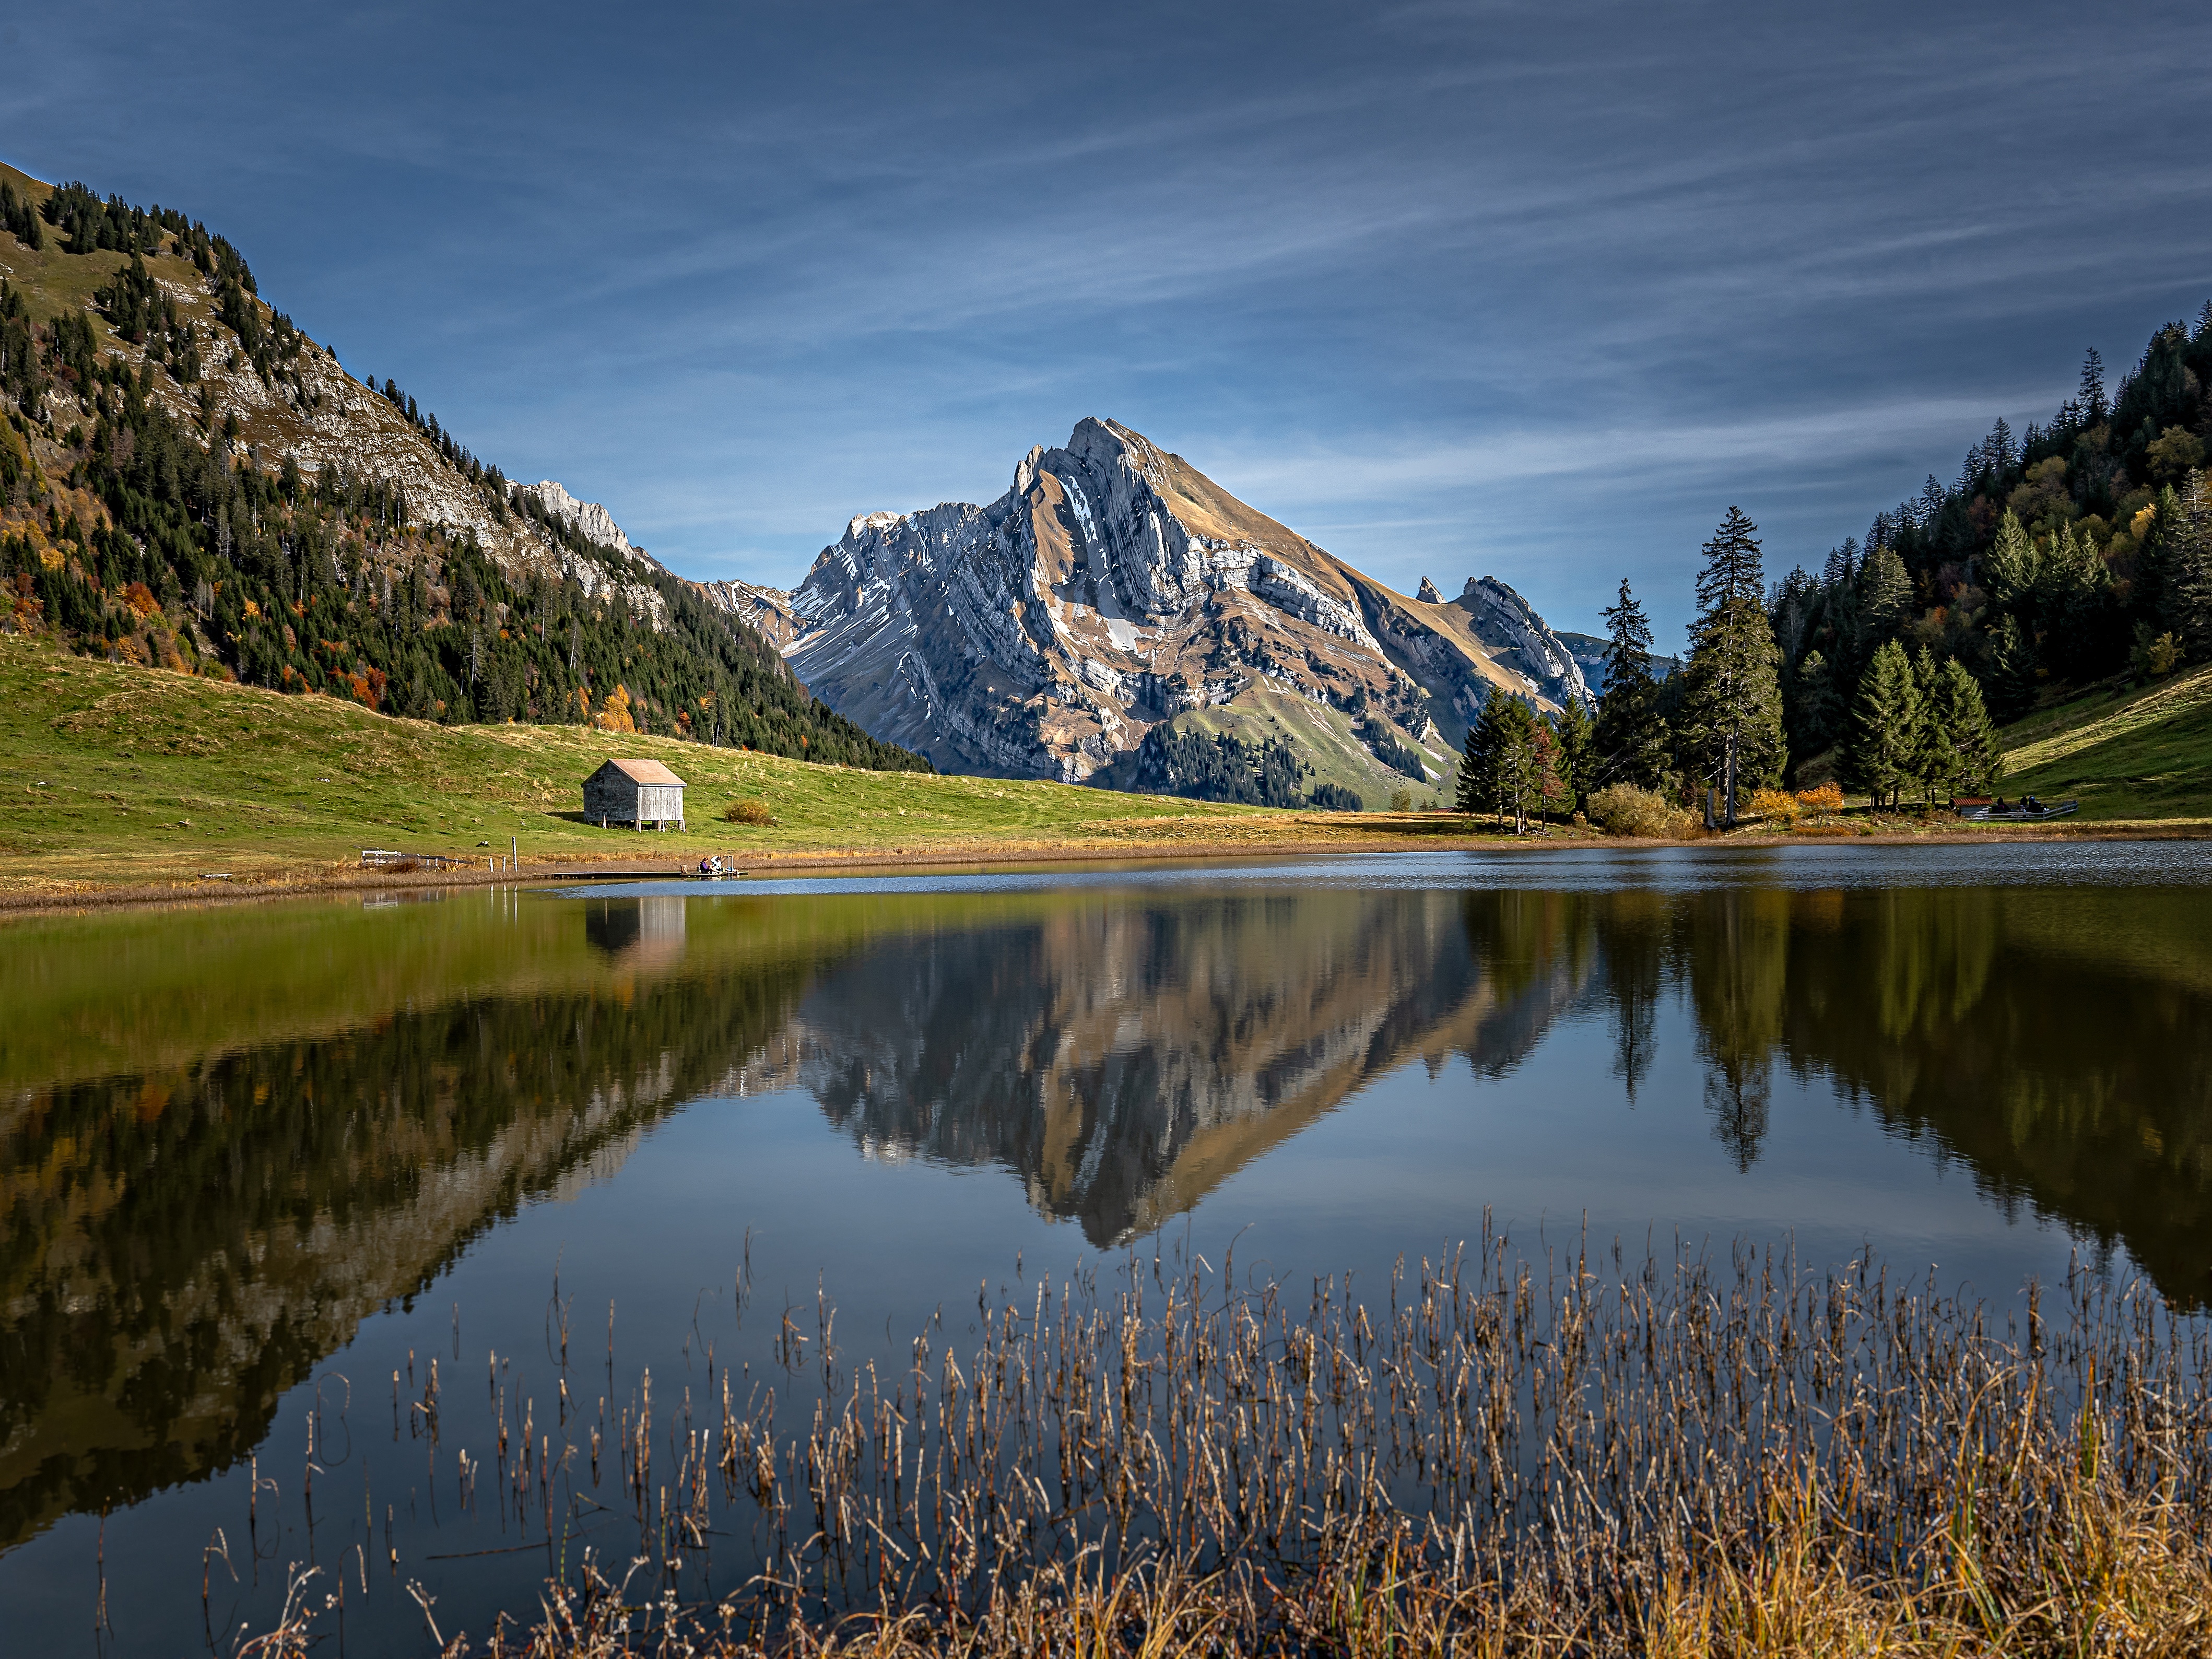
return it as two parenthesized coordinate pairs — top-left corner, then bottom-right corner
(4, 636), (2208, 913)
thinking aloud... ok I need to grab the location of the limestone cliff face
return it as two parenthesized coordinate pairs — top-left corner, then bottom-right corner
(748, 419), (1588, 782)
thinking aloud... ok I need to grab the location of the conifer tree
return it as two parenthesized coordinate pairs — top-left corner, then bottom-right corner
(1844, 640), (1920, 808)
(2163, 469), (2212, 658)
(1857, 544), (1913, 645)
(1458, 693), (1550, 831)
(1910, 647), (1951, 804)
(2079, 348), (2108, 425)
(1934, 657), (2001, 793)
(2039, 521), (2113, 678)
(1986, 613), (2040, 721)
(1457, 695), (1509, 818)
(1500, 708), (1561, 833)
(1984, 510), (2041, 610)
(1679, 508), (1785, 824)
(1789, 649), (1843, 760)
(1551, 693), (1596, 814)
(1599, 578), (1653, 693)
(1594, 579), (1670, 789)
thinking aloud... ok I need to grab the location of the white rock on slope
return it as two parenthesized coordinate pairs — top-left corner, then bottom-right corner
(519, 480), (640, 559)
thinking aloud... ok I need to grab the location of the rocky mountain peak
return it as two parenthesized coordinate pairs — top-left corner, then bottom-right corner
(1453, 578), (1591, 709)
(745, 420), (1591, 798)
(1417, 576), (1442, 603)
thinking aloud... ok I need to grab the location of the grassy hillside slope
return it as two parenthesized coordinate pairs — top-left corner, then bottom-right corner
(0, 636), (1434, 896)
(1143, 686), (1457, 810)
(1998, 664), (2212, 819)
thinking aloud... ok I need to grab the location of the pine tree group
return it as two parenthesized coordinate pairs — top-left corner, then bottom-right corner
(1457, 693), (1561, 833)
(1844, 640), (1999, 806)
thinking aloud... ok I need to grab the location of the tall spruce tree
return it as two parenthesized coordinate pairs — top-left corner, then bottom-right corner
(1911, 647), (1952, 804)
(1844, 639), (1920, 808)
(1857, 544), (1913, 646)
(1457, 694), (1510, 819)
(1986, 613), (2040, 721)
(2163, 468), (2212, 658)
(1679, 507), (1785, 825)
(1492, 698), (1554, 834)
(1789, 649), (1843, 761)
(1593, 578), (1670, 789)
(1934, 657), (2001, 793)
(1458, 693), (1548, 832)
(1551, 693), (1596, 814)
(1984, 509), (2041, 610)
(2040, 521), (2114, 679)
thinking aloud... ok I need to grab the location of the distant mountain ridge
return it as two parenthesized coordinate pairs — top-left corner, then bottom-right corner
(708, 418), (1589, 802)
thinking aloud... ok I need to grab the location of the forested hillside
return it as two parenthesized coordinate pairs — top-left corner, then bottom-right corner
(1506, 304), (2212, 832)
(0, 165), (927, 772)
(1770, 309), (2212, 771)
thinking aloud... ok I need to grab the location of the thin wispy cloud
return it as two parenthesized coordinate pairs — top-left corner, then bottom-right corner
(7, 0), (2209, 636)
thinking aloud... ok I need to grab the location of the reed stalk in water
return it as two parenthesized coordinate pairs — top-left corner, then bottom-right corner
(240, 1228), (2212, 1655)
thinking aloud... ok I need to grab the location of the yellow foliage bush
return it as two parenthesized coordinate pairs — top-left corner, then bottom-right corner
(592, 684), (637, 734)
(1749, 787), (1801, 823)
(1588, 784), (1697, 839)
(722, 799), (778, 827)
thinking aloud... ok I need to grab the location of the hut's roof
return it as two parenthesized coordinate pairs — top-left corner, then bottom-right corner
(589, 758), (688, 787)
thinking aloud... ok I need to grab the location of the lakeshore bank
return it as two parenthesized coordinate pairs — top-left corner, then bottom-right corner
(5, 816), (2206, 915)
(7, 637), (2208, 914)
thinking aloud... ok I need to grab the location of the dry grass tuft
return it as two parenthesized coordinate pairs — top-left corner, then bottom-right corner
(1590, 784), (1700, 839)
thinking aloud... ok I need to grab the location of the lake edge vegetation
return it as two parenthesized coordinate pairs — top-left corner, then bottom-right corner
(224, 1239), (2212, 1657)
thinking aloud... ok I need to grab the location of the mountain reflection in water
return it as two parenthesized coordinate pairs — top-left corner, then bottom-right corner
(773, 890), (1590, 1243)
(2, 866), (2210, 1557)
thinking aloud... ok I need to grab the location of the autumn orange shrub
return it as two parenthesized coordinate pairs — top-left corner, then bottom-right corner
(1795, 782), (1845, 814)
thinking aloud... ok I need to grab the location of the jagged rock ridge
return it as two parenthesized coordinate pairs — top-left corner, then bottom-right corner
(719, 419), (1589, 788)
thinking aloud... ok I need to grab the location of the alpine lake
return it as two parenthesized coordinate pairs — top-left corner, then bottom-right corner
(3, 842), (2209, 1654)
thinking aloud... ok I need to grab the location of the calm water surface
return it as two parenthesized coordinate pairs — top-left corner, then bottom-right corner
(3, 842), (2209, 1651)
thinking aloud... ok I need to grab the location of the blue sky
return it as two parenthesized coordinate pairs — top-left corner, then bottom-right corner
(8, 1), (2210, 641)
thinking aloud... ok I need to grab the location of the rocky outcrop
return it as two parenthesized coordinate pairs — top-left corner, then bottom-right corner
(748, 419), (1590, 783)
(698, 578), (805, 650)
(1451, 578), (1591, 710)
(80, 253), (714, 642)
(520, 479), (636, 557)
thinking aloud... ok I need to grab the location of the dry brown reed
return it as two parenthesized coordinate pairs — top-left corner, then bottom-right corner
(258, 1230), (2212, 1656)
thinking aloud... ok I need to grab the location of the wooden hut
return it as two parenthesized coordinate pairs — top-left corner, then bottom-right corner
(582, 759), (687, 830)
